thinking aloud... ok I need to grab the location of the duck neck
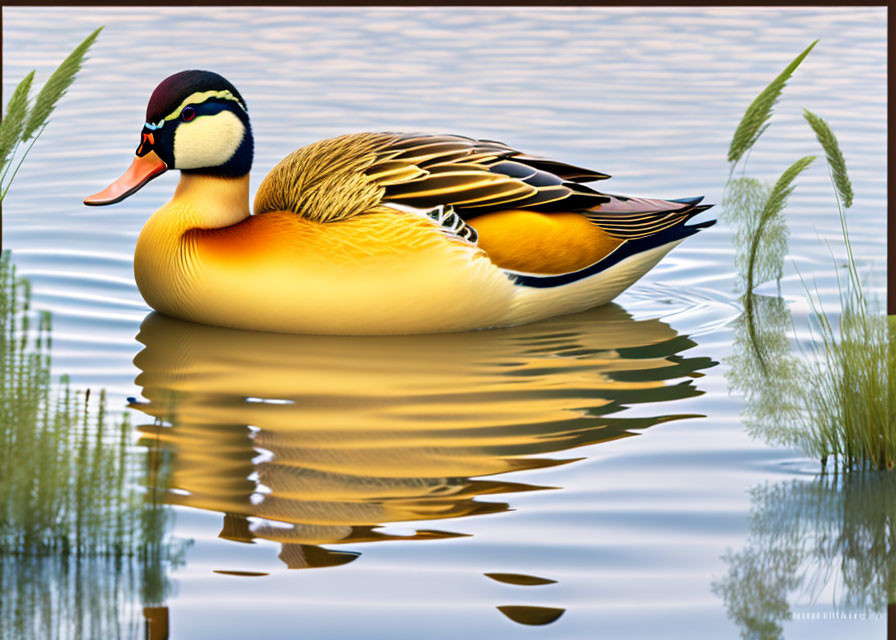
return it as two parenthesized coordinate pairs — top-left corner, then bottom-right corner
(134, 172), (251, 318)
(171, 172), (251, 229)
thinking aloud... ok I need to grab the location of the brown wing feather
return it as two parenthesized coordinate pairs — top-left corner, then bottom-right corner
(369, 133), (612, 215)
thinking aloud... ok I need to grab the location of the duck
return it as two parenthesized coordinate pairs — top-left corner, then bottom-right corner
(84, 70), (714, 335)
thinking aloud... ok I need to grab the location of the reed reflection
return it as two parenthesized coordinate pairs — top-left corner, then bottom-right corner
(713, 472), (895, 640)
(131, 303), (715, 570)
(726, 292), (803, 448)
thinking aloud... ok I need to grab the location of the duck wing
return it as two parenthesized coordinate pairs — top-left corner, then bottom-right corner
(369, 133), (609, 213)
(254, 132), (712, 240)
(368, 134), (711, 240)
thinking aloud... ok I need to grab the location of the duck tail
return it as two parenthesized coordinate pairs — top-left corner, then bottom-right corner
(583, 195), (714, 241)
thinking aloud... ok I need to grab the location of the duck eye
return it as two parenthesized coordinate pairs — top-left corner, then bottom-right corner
(181, 106), (196, 122)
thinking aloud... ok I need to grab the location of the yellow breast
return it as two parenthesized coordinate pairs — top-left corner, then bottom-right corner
(135, 202), (516, 335)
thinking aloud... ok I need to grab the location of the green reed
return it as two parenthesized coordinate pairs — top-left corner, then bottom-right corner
(727, 40), (817, 168)
(722, 42), (817, 296)
(0, 250), (166, 556)
(743, 156), (814, 297)
(790, 113), (891, 470)
(795, 252), (893, 469)
(723, 42), (893, 470)
(0, 27), (101, 202)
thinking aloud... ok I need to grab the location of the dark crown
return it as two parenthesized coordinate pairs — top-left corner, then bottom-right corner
(146, 70), (247, 122)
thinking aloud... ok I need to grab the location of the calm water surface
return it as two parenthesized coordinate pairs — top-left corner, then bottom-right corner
(1, 7), (888, 639)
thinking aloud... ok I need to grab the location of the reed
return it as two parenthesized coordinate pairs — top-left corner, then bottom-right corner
(0, 250), (179, 556)
(0, 552), (184, 640)
(794, 226), (892, 470)
(0, 27), (101, 202)
(744, 156), (814, 296)
(0, 71), (34, 170)
(0, 248), (192, 636)
(794, 108), (891, 470)
(797, 300), (892, 469)
(723, 42), (892, 471)
(803, 109), (853, 209)
(727, 40), (817, 168)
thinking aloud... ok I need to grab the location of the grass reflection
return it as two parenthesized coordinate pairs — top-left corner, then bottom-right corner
(0, 545), (187, 640)
(130, 304), (715, 571)
(726, 293), (802, 448)
(712, 472), (895, 639)
(0, 251), (187, 639)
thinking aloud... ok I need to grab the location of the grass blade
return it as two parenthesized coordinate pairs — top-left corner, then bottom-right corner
(746, 155), (815, 293)
(0, 71), (35, 170)
(21, 26), (103, 143)
(728, 40), (818, 166)
(803, 109), (853, 209)
(804, 109), (861, 303)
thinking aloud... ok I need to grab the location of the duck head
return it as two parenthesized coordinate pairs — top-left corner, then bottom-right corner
(84, 70), (253, 205)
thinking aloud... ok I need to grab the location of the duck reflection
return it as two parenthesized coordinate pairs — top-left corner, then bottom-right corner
(131, 303), (715, 570)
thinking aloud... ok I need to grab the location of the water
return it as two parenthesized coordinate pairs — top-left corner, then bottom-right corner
(1, 7), (888, 639)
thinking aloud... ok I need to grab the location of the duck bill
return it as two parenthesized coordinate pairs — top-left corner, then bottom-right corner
(83, 151), (168, 206)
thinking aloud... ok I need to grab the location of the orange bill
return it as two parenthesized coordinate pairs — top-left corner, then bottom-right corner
(84, 150), (167, 206)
